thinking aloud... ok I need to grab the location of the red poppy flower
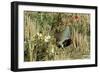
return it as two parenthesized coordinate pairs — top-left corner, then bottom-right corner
(75, 16), (79, 19)
(71, 15), (80, 22)
(74, 15), (80, 21)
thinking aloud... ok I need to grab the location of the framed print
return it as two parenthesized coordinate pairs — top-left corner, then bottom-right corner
(11, 1), (98, 72)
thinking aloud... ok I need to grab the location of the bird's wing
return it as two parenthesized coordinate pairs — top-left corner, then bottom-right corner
(62, 26), (71, 40)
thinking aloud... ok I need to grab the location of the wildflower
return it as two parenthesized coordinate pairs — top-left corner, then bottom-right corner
(37, 32), (42, 37)
(72, 15), (80, 21)
(46, 35), (51, 39)
(44, 35), (51, 42)
(51, 48), (54, 53)
(75, 15), (80, 21)
(75, 16), (79, 19)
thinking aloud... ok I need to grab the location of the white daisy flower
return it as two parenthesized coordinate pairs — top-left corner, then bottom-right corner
(37, 32), (42, 37)
(46, 35), (51, 39)
(51, 48), (54, 53)
(44, 38), (49, 42)
(44, 35), (51, 42)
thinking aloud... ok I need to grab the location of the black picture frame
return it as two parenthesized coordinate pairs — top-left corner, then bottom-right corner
(11, 1), (98, 72)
